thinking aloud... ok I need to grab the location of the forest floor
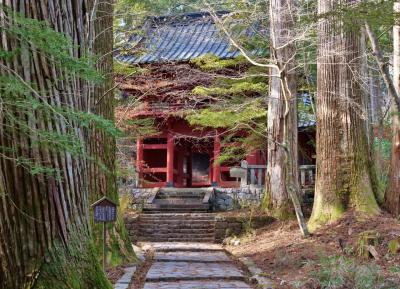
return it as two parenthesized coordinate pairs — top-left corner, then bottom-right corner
(226, 210), (400, 288)
(107, 265), (129, 284)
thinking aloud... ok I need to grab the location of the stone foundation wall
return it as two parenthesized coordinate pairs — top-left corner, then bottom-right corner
(214, 186), (264, 211)
(124, 213), (140, 243)
(126, 186), (264, 211)
(214, 214), (274, 243)
(130, 188), (155, 210)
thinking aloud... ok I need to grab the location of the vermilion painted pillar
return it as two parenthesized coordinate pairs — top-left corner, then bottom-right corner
(212, 133), (221, 186)
(166, 133), (174, 187)
(177, 147), (184, 187)
(187, 148), (192, 187)
(136, 138), (144, 187)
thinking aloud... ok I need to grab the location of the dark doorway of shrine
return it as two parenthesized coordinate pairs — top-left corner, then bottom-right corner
(177, 138), (213, 188)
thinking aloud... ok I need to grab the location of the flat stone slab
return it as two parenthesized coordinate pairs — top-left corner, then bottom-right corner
(114, 266), (136, 289)
(155, 251), (231, 262)
(144, 280), (252, 289)
(146, 261), (244, 281)
(143, 242), (223, 252)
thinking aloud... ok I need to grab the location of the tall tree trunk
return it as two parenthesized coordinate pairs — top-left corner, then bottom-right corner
(265, 0), (300, 219)
(386, 1), (400, 215)
(89, 0), (134, 264)
(0, 2), (111, 288)
(369, 69), (382, 125)
(309, 0), (380, 229)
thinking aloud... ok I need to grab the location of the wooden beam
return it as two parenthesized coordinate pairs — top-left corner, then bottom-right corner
(143, 144), (168, 150)
(220, 166), (231, 172)
(142, 167), (167, 173)
(142, 182), (167, 188)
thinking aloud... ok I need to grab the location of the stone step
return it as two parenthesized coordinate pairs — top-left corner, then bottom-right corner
(144, 261), (244, 282)
(139, 216), (215, 222)
(144, 203), (210, 209)
(139, 231), (214, 239)
(152, 199), (204, 205)
(139, 230), (215, 236)
(139, 223), (214, 230)
(142, 211), (211, 214)
(156, 193), (205, 199)
(142, 209), (209, 214)
(140, 213), (215, 219)
(138, 236), (215, 243)
(154, 251), (231, 262)
(143, 280), (252, 289)
(142, 209), (210, 214)
(144, 242), (223, 252)
(139, 228), (215, 235)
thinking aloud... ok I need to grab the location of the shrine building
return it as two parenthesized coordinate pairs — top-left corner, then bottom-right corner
(115, 12), (316, 190)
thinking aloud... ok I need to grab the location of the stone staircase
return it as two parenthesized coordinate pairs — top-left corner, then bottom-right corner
(138, 188), (216, 242)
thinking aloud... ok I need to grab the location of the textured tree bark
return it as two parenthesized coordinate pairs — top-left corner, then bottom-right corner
(0, 1), (110, 288)
(266, 0), (300, 219)
(88, 0), (134, 263)
(386, 1), (400, 216)
(309, 0), (380, 229)
(369, 69), (382, 125)
(89, 0), (116, 204)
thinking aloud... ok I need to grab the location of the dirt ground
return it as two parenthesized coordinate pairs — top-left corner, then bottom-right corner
(226, 211), (400, 288)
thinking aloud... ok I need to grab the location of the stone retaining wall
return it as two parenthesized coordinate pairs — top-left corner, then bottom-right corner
(124, 213), (140, 243)
(214, 214), (274, 243)
(214, 186), (264, 211)
(128, 186), (264, 211)
(130, 188), (155, 210)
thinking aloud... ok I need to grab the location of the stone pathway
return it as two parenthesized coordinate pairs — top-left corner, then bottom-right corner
(142, 242), (252, 289)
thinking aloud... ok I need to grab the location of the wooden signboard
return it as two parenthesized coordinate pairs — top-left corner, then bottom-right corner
(91, 196), (118, 270)
(92, 196), (117, 223)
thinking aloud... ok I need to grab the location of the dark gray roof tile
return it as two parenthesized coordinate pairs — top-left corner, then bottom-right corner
(115, 12), (259, 64)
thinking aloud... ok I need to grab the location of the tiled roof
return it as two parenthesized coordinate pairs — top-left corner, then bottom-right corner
(115, 12), (257, 64)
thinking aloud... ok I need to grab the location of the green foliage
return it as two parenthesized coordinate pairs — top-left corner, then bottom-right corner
(119, 118), (159, 137)
(297, 255), (398, 289)
(193, 81), (267, 97)
(0, 10), (122, 178)
(191, 54), (249, 71)
(388, 239), (400, 255)
(186, 100), (267, 164)
(373, 137), (391, 161)
(114, 61), (148, 76)
(186, 100), (266, 129)
(1, 7), (101, 82)
(372, 137), (391, 203)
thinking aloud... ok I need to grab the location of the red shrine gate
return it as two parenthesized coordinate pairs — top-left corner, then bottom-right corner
(136, 119), (265, 188)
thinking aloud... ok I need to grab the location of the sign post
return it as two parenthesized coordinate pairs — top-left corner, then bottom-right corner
(91, 196), (118, 271)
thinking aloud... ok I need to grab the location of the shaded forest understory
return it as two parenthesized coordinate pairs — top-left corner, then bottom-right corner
(227, 210), (400, 288)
